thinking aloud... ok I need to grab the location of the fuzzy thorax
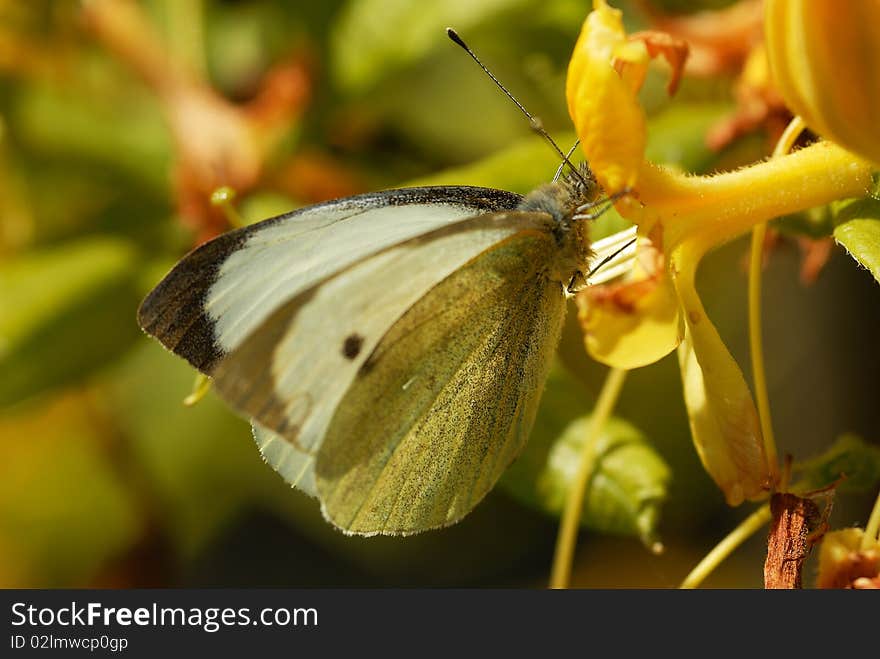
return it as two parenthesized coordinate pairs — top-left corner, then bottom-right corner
(517, 167), (600, 286)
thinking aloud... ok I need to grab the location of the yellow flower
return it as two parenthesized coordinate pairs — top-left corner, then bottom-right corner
(765, 0), (880, 165)
(568, 0), (874, 505)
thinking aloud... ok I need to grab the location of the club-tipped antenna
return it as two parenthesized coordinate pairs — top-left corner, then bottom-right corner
(446, 27), (587, 186)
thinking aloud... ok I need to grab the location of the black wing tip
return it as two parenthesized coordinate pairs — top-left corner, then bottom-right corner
(135, 232), (246, 374)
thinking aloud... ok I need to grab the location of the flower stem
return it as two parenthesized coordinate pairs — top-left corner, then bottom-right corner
(679, 503), (772, 589)
(549, 367), (627, 589)
(748, 223), (778, 480)
(747, 117), (807, 488)
(861, 487), (880, 549)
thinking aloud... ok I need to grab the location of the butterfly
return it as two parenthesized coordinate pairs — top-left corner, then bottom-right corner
(138, 29), (637, 536)
(138, 166), (638, 536)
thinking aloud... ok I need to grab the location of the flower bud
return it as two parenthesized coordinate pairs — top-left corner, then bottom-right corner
(765, 0), (880, 164)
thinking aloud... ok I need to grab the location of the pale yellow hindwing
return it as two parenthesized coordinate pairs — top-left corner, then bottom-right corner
(316, 231), (567, 535)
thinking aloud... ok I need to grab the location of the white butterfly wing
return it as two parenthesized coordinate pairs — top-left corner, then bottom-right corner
(212, 211), (554, 493)
(138, 186), (522, 372)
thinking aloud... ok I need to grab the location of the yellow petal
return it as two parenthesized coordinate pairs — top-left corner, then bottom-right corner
(566, 0), (646, 193)
(576, 241), (683, 369)
(671, 243), (776, 505)
(765, 0), (880, 165)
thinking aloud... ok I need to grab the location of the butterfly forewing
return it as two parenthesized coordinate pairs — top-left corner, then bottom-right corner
(138, 186), (522, 372)
(315, 229), (567, 535)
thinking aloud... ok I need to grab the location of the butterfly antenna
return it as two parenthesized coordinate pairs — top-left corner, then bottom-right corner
(554, 140), (580, 182)
(446, 28), (587, 186)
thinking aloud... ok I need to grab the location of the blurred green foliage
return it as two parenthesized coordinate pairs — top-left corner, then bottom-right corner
(0, 237), (142, 405)
(1, 0), (878, 589)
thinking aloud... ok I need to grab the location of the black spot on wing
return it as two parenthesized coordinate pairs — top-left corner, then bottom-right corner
(342, 333), (364, 359)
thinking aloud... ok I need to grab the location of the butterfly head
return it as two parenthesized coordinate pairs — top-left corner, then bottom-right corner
(516, 163), (601, 287)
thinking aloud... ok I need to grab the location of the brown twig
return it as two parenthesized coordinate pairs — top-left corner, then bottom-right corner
(764, 492), (822, 589)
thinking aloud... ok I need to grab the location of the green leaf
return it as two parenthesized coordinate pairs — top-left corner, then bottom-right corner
(795, 434), (880, 494)
(0, 237), (142, 406)
(832, 197), (880, 283)
(501, 365), (671, 548)
(331, 0), (528, 93)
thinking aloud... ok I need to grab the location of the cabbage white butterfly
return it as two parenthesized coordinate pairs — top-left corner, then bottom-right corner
(138, 31), (635, 536)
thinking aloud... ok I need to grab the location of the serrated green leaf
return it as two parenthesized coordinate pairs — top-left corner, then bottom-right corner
(501, 365), (671, 548)
(331, 0), (528, 93)
(0, 237), (142, 406)
(832, 197), (880, 283)
(795, 434), (880, 494)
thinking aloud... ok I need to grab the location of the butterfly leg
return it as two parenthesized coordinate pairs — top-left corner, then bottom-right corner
(573, 187), (633, 221)
(567, 269), (587, 294)
(587, 237), (637, 280)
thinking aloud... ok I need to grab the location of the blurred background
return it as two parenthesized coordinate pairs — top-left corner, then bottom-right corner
(1, 0), (878, 588)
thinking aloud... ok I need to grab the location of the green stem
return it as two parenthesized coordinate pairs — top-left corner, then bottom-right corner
(680, 504), (772, 589)
(549, 367), (627, 589)
(747, 117), (806, 490)
(748, 223), (778, 479)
